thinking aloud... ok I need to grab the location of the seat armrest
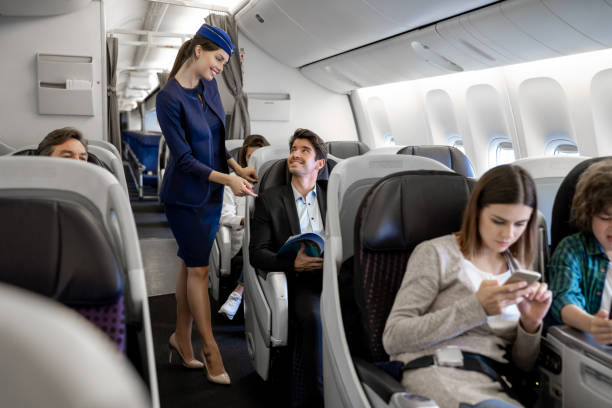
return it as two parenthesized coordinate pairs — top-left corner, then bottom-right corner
(217, 225), (232, 277)
(353, 358), (437, 408)
(257, 271), (288, 346)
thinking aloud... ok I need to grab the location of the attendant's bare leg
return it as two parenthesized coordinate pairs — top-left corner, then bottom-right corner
(173, 260), (196, 361)
(186, 265), (226, 375)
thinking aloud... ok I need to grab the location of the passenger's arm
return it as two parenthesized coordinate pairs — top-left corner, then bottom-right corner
(562, 306), (612, 345)
(220, 186), (243, 228)
(227, 157), (257, 183)
(249, 194), (295, 274)
(382, 243), (488, 355)
(156, 92), (213, 180)
(548, 240), (587, 324)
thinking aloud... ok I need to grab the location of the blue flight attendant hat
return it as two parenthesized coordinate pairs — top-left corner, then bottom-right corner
(196, 24), (236, 56)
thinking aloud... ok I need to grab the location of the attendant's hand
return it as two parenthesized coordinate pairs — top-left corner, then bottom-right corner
(517, 282), (552, 333)
(236, 165), (257, 183)
(476, 280), (531, 316)
(294, 243), (323, 272)
(589, 310), (612, 345)
(228, 174), (257, 197)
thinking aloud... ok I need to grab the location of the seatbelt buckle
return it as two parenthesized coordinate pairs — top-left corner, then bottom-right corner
(434, 346), (464, 367)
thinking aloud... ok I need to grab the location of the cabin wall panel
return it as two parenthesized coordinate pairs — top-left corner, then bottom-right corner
(0, 2), (105, 148)
(240, 33), (358, 145)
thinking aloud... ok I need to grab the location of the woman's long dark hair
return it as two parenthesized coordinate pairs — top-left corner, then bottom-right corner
(238, 134), (270, 167)
(457, 164), (538, 267)
(168, 35), (221, 79)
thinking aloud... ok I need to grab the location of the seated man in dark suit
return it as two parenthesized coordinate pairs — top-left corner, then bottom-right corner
(250, 128), (327, 407)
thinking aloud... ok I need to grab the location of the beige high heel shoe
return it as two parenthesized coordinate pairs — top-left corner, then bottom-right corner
(201, 351), (231, 385)
(168, 333), (204, 369)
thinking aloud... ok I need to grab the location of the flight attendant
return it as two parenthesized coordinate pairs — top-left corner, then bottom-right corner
(156, 23), (256, 385)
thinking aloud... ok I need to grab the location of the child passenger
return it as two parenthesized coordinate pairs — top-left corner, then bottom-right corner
(549, 159), (612, 345)
(383, 164), (552, 408)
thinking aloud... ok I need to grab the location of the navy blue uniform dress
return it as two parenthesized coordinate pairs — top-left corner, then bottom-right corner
(156, 77), (230, 267)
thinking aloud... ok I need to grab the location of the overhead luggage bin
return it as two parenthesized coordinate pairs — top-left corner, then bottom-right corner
(542, 0), (612, 47)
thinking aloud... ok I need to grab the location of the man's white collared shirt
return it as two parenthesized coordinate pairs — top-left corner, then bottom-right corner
(291, 183), (324, 235)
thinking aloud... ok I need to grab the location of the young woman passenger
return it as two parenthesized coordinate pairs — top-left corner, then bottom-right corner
(383, 165), (552, 408)
(156, 24), (257, 385)
(218, 134), (270, 320)
(549, 159), (612, 345)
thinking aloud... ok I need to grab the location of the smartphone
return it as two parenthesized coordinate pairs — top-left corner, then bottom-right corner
(505, 268), (541, 285)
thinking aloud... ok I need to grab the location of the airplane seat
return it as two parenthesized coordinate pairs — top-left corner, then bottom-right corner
(0, 140), (15, 155)
(0, 283), (150, 408)
(549, 156), (612, 253)
(0, 157), (159, 407)
(364, 145), (406, 155)
(122, 130), (161, 199)
(321, 155), (457, 407)
(0, 193), (126, 350)
(229, 146), (241, 162)
(225, 138), (244, 152)
(535, 211), (550, 279)
(396, 145), (475, 178)
(534, 156), (612, 408)
(88, 139), (122, 162)
(326, 140), (370, 159)
(513, 156), (590, 247)
(11, 145), (128, 195)
(208, 145), (288, 302)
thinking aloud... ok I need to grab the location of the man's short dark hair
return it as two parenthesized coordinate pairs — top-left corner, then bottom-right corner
(288, 128), (327, 161)
(36, 127), (87, 156)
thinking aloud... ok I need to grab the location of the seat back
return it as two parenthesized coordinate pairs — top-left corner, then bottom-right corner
(0, 140), (14, 155)
(550, 156), (612, 253)
(0, 283), (150, 408)
(88, 145), (129, 194)
(229, 146), (241, 163)
(225, 138), (244, 152)
(353, 171), (472, 362)
(513, 156), (589, 246)
(364, 145), (406, 155)
(11, 145), (127, 193)
(88, 139), (122, 161)
(326, 140), (370, 159)
(327, 155), (453, 263)
(397, 145), (475, 177)
(0, 157), (158, 406)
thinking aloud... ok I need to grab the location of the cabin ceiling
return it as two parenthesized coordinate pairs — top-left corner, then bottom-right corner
(106, 0), (503, 110)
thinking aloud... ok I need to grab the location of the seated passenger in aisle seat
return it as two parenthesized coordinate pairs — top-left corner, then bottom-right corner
(218, 134), (270, 320)
(548, 159), (612, 345)
(250, 129), (327, 407)
(36, 127), (88, 161)
(383, 165), (552, 408)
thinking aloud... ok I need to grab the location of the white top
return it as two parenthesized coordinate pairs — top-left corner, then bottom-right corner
(220, 175), (246, 258)
(460, 259), (520, 332)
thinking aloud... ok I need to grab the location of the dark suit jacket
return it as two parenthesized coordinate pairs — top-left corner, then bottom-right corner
(249, 181), (327, 276)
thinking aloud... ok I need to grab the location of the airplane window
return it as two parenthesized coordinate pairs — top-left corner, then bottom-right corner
(545, 138), (579, 156)
(367, 97), (394, 146)
(489, 138), (514, 167)
(448, 136), (465, 154)
(553, 144), (579, 156)
(496, 142), (515, 165)
(144, 109), (161, 132)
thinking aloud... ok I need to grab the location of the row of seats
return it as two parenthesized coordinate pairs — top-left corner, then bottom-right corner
(321, 156), (612, 408)
(236, 141), (609, 407)
(0, 155), (159, 407)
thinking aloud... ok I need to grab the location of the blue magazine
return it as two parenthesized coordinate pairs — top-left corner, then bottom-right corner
(277, 232), (324, 257)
